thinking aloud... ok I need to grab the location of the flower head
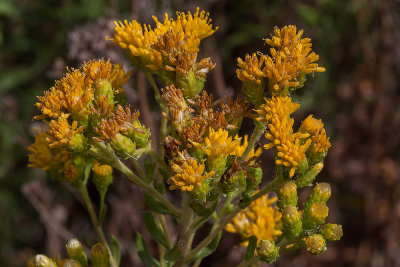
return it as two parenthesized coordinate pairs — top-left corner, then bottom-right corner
(46, 113), (84, 149)
(27, 129), (70, 171)
(225, 194), (282, 245)
(300, 115), (331, 155)
(110, 8), (217, 77)
(169, 152), (214, 191)
(192, 128), (240, 159)
(256, 96), (310, 177)
(262, 25), (325, 95)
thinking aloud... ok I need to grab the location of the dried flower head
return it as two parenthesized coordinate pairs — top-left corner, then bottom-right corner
(226, 194), (282, 245)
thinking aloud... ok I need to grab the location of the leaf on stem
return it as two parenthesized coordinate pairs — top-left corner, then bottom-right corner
(144, 192), (176, 217)
(110, 235), (121, 266)
(191, 232), (222, 261)
(245, 235), (258, 260)
(135, 233), (160, 267)
(142, 211), (169, 248)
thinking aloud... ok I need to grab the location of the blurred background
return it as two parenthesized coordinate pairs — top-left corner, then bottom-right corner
(1, 0), (399, 266)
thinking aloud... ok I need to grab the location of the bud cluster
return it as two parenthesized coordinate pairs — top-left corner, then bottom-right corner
(30, 239), (110, 267)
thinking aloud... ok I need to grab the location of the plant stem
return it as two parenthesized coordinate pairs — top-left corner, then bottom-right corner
(176, 194), (195, 266)
(131, 158), (148, 181)
(143, 72), (169, 183)
(112, 158), (180, 218)
(158, 214), (172, 249)
(184, 177), (279, 261)
(149, 149), (171, 174)
(78, 186), (118, 267)
(237, 256), (260, 267)
(241, 122), (266, 161)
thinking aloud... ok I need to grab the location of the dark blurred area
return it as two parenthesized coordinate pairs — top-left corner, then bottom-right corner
(1, 0), (399, 266)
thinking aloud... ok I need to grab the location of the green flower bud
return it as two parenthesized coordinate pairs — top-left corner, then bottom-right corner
(321, 224), (343, 242)
(90, 142), (117, 165)
(129, 120), (151, 148)
(110, 133), (136, 158)
(221, 170), (245, 194)
(296, 163), (323, 188)
(176, 71), (204, 99)
(256, 239), (279, 263)
(96, 80), (114, 103)
(244, 167), (263, 195)
(304, 234), (326, 255)
(277, 181), (298, 210)
(304, 202), (329, 229)
(66, 238), (88, 267)
(33, 255), (57, 267)
(207, 156), (227, 178)
(71, 134), (87, 153)
(305, 183), (331, 211)
(282, 206), (302, 240)
(243, 80), (265, 107)
(91, 243), (110, 267)
(189, 180), (210, 201)
(92, 162), (113, 194)
(64, 259), (83, 267)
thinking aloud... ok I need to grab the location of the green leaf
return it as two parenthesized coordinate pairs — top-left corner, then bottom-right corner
(144, 157), (155, 182)
(164, 245), (181, 265)
(158, 167), (170, 181)
(245, 236), (258, 260)
(191, 232), (222, 261)
(135, 233), (160, 267)
(142, 211), (168, 248)
(111, 235), (121, 266)
(144, 192), (176, 217)
(192, 201), (218, 229)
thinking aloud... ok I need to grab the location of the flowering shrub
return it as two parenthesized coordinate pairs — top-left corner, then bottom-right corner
(28, 8), (342, 267)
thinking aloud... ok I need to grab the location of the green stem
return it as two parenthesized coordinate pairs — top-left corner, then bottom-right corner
(176, 194), (195, 267)
(78, 186), (118, 267)
(193, 258), (202, 267)
(143, 72), (169, 183)
(237, 256), (260, 267)
(158, 214), (172, 249)
(241, 122), (266, 161)
(184, 177), (280, 261)
(112, 158), (180, 218)
(131, 158), (148, 181)
(149, 149), (172, 174)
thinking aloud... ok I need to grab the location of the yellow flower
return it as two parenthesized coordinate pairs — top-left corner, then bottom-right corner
(46, 113), (84, 148)
(82, 59), (131, 94)
(169, 153), (214, 191)
(256, 96), (310, 177)
(63, 159), (79, 183)
(35, 69), (92, 120)
(192, 128), (240, 159)
(262, 25), (325, 94)
(234, 135), (262, 165)
(27, 129), (70, 171)
(236, 53), (266, 85)
(300, 115), (331, 154)
(225, 194), (282, 245)
(110, 8), (217, 75)
(92, 161), (113, 177)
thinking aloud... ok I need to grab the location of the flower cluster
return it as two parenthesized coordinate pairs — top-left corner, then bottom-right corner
(28, 9), (342, 266)
(237, 25), (325, 104)
(110, 8), (218, 98)
(226, 194), (282, 244)
(28, 59), (150, 186)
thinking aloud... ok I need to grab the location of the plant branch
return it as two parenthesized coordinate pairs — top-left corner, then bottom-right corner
(78, 186), (118, 267)
(241, 122), (266, 161)
(112, 158), (180, 218)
